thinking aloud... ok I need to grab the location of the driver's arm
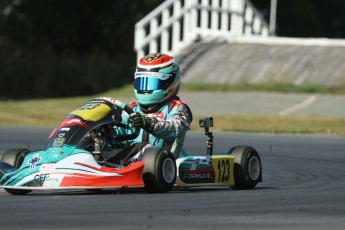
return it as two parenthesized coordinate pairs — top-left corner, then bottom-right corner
(149, 103), (192, 141)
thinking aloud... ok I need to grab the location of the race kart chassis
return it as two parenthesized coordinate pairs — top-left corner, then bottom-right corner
(0, 98), (262, 194)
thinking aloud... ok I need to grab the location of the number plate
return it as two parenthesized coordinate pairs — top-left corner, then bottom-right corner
(176, 156), (234, 186)
(211, 156), (234, 185)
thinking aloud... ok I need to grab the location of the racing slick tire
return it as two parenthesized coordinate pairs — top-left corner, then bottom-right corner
(1, 148), (30, 168)
(228, 145), (262, 190)
(1, 148), (32, 195)
(141, 147), (176, 193)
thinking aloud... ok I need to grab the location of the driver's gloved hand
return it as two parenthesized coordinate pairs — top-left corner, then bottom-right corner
(129, 112), (154, 132)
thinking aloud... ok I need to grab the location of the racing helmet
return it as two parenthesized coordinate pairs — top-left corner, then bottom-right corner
(134, 53), (181, 106)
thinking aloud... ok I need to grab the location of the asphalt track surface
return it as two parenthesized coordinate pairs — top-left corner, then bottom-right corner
(0, 126), (345, 230)
(179, 91), (345, 117)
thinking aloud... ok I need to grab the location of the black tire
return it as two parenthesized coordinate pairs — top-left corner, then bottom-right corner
(4, 187), (32, 195)
(1, 148), (30, 168)
(1, 148), (32, 195)
(228, 145), (262, 190)
(141, 147), (176, 193)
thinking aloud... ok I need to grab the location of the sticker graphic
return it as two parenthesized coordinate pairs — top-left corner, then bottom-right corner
(40, 163), (56, 172)
(28, 154), (42, 170)
(181, 169), (215, 183)
(70, 103), (111, 122)
(144, 53), (164, 62)
(178, 157), (215, 184)
(53, 138), (65, 147)
(60, 118), (89, 128)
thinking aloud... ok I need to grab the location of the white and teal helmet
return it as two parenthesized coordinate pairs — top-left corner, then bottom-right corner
(134, 53), (181, 105)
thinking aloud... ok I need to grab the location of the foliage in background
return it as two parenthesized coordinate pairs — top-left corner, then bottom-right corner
(252, 0), (345, 38)
(1, 0), (345, 98)
(0, 0), (162, 98)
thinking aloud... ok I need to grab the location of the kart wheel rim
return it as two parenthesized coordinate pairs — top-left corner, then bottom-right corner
(248, 156), (260, 181)
(162, 158), (175, 183)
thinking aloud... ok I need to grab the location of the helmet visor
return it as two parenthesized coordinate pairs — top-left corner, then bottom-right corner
(134, 72), (172, 91)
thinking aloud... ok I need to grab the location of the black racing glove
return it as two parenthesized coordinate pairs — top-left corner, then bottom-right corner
(128, 112), (154, 132)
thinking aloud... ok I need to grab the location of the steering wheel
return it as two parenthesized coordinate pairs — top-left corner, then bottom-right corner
(100, 98), (140, 141)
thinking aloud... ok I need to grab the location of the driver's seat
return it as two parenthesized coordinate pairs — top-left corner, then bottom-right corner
(166, 133), (188, 159)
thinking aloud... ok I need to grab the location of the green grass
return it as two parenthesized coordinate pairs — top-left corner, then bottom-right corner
(1, 83), (345, 135)
(0, 85), (135, 127)
(190, 115), (345, 136)
(181, 82), (345, 94)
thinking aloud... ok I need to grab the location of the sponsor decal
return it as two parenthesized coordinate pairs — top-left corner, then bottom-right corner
(52, 138), (65, 147)
(194, 158), (212, 165)
(34, 174), (50, 182)
(59, 127), (70, 131)
(180, 169), (215, 184)
(70, 103), (111, 122)
(184, 157), (211, 164)
(143, 53), (165, 62)
(40, 163), (56, 172)
(47, 150), (64, 155)
(97, 97), (118, 105)
(111, 114), (117, 121)
(28, 154), (42, 170)
(78, 103), (101, 111)
(60, 118), (89, 129)
(34, 174), (62, 187)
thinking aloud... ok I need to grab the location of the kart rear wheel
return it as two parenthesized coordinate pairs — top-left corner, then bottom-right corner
(141, 147), (176, 193)
(1, 148), (32, 195)
(228, 145), (262, 190)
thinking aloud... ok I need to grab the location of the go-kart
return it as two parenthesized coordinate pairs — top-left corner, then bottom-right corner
(0, 97), (262, 195)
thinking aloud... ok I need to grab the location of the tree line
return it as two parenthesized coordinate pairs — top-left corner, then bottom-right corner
(0, 0), (162, 98)
(1, 0), (344, 98)
(252, 0), (345, 38)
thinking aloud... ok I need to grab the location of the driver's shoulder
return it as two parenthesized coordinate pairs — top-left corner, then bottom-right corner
(128, 100), (139, 109)
(168, 97), (192, 114)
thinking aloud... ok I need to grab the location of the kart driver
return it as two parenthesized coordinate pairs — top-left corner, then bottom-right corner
(107, 53), (193, 165)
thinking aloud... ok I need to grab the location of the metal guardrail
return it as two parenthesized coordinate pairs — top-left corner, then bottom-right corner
(134, 0), (270, 60)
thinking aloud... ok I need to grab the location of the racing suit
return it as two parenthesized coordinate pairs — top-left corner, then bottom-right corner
(108, 96), (193, 164)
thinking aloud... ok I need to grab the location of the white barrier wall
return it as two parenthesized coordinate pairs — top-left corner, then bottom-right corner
(134, 0), (270, 61)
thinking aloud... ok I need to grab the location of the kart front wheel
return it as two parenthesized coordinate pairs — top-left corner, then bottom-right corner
(1, 148), (30, 168)
(228, 145), (262, 190)
(1, 148), (32, 195)
(141, 147), (176, 193)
